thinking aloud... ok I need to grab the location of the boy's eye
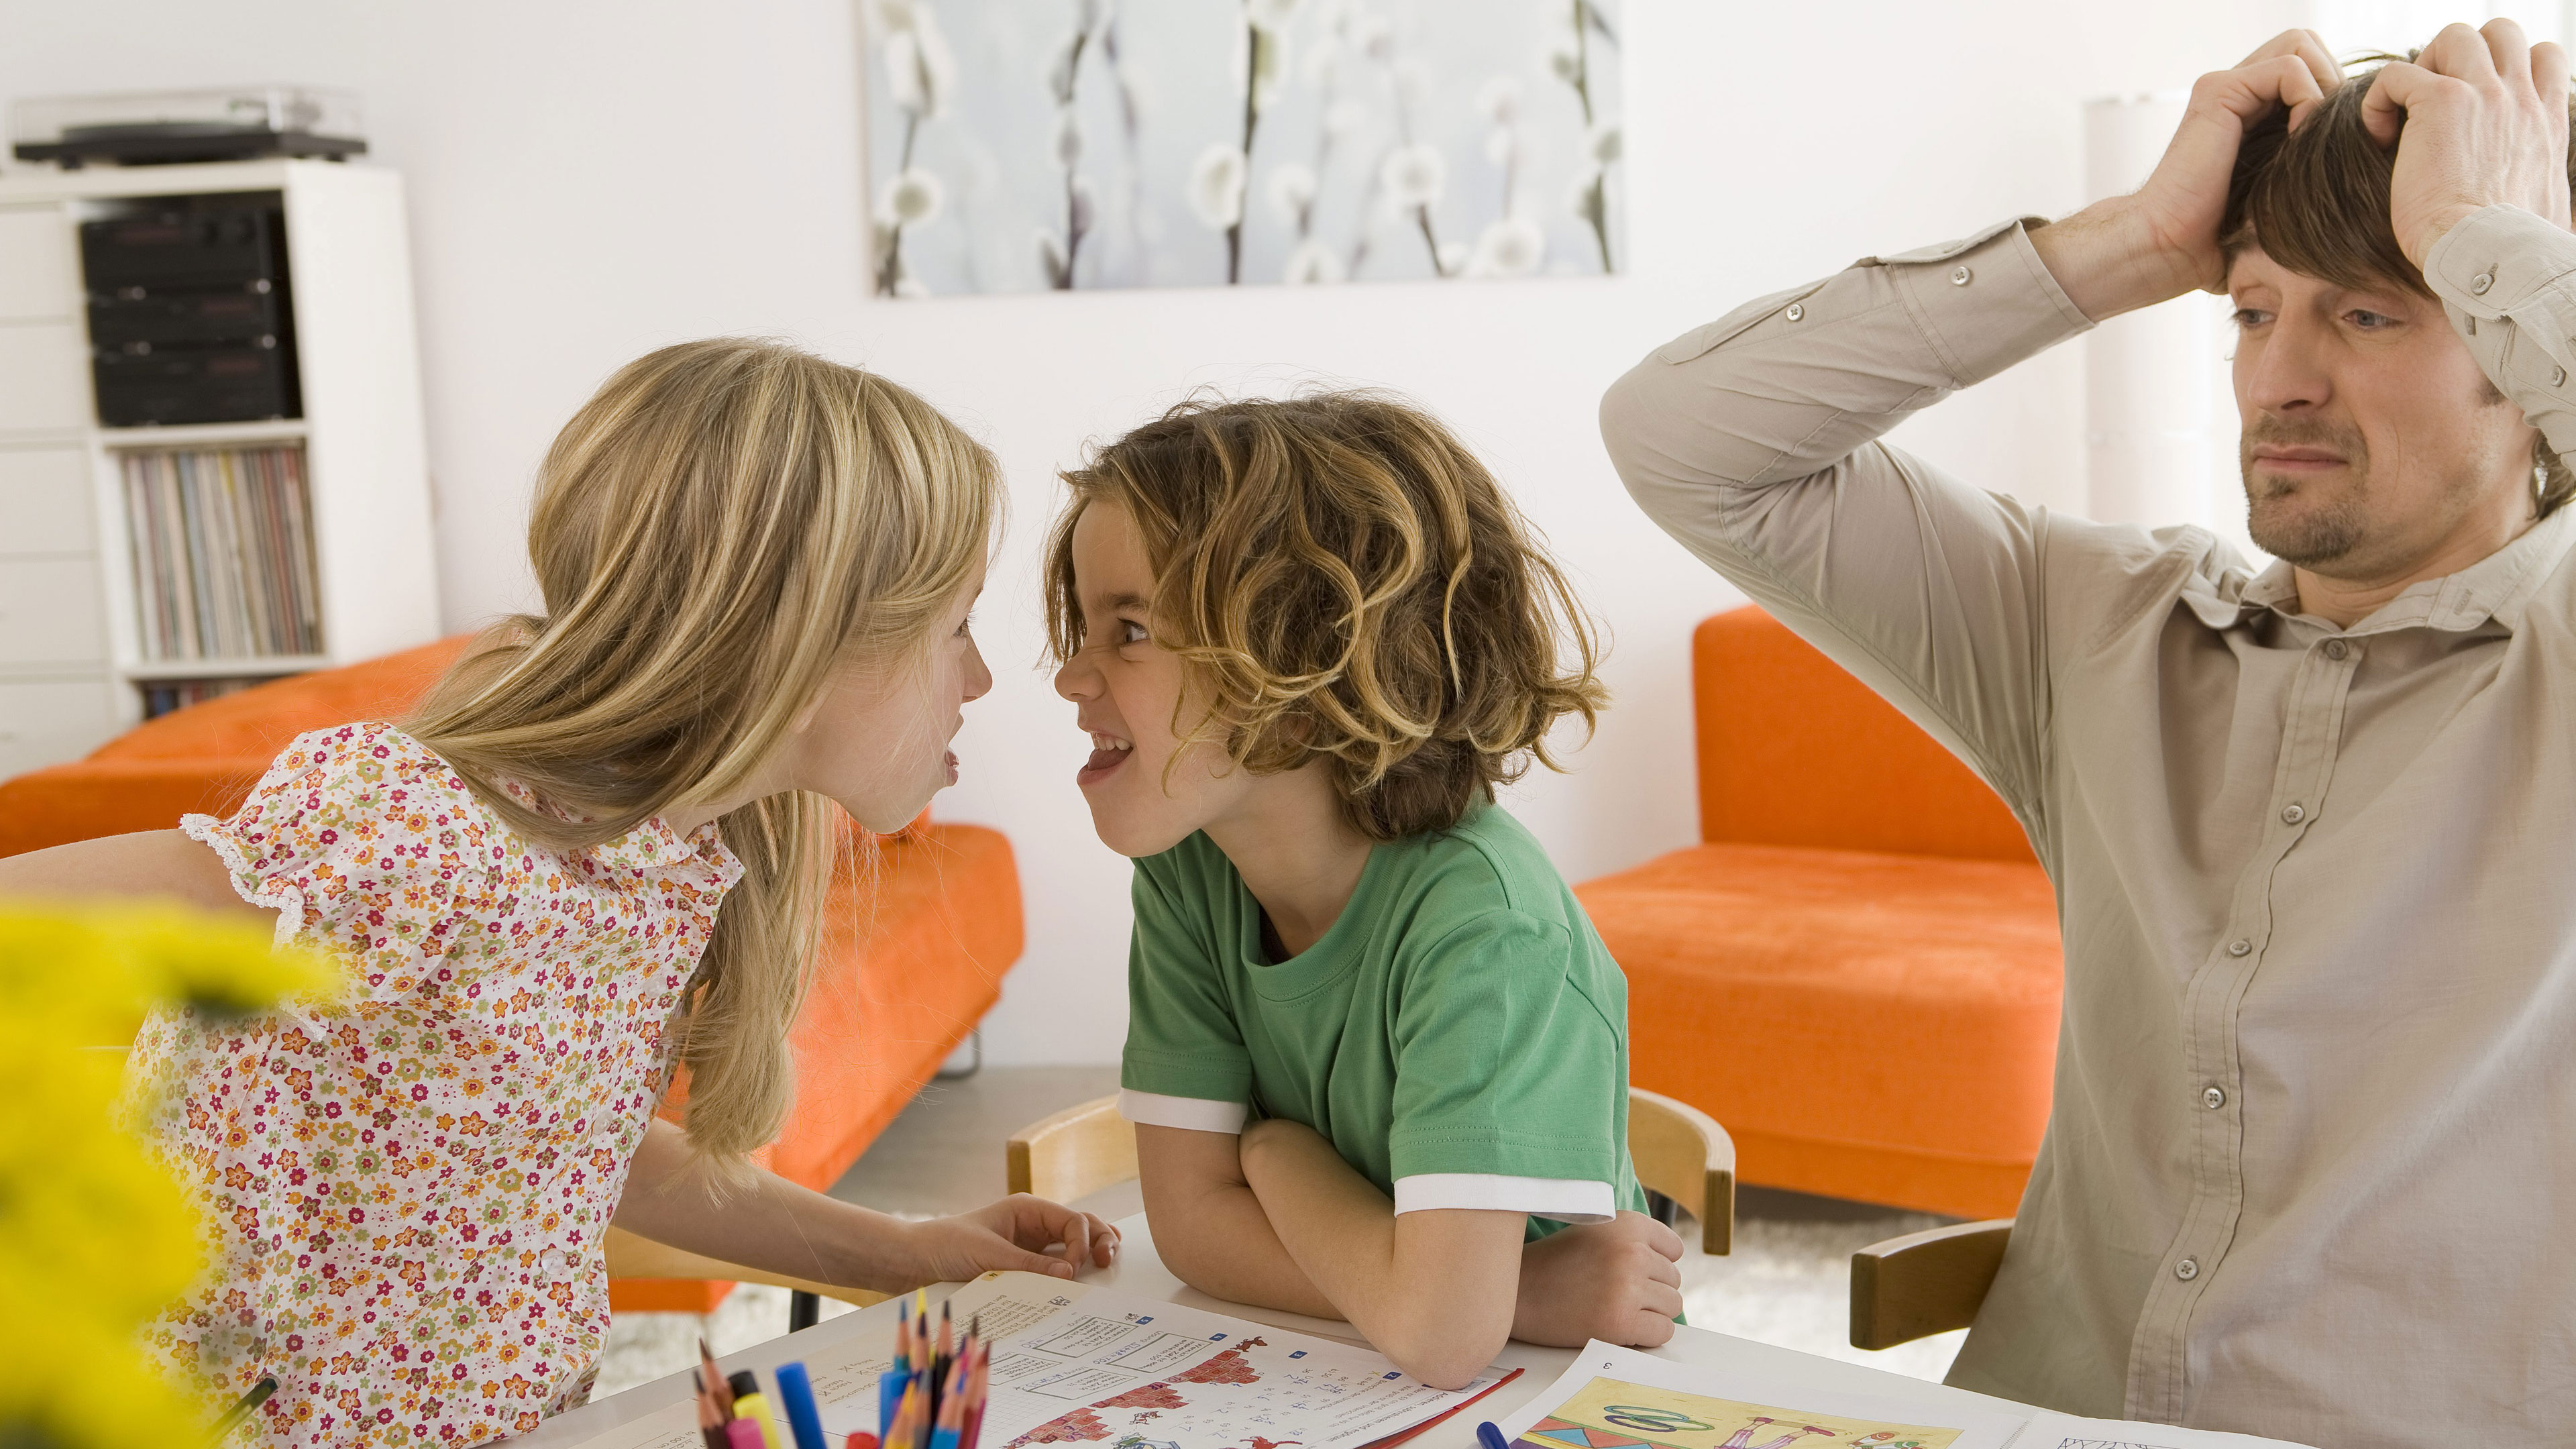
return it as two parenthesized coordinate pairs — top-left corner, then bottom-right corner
(1118, 619), (1148, 646)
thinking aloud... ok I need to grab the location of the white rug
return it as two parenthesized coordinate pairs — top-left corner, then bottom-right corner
(596, 1208), (1962, 1400)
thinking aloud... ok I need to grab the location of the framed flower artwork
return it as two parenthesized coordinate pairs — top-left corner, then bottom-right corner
(861, 0), (1624, 295)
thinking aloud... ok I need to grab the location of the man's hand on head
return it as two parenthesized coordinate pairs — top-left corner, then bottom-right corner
(2032, 30), (2339, 321)
(2362, 20), (2571, 266)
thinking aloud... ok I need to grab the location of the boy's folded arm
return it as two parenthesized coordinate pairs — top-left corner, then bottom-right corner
(1134, 1122), (1343, 1322)
(1238, 1118), (1522, 1391)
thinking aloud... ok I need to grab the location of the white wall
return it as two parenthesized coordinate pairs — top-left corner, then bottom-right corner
(0, 0), (2326, 1064)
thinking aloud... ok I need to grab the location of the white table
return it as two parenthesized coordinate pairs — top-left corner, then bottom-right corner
(519, 1214), (2028, 1448)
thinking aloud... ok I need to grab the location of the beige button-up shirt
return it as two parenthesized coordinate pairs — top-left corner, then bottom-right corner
(1599, 205), (2576, 1449)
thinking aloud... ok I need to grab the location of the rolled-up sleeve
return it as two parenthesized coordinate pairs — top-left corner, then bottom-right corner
(1598, 217), (2094, 820)
(2423, 202), (2576, 459)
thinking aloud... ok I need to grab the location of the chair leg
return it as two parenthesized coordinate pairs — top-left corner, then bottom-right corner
(790, 1290), (820, 1334)
(1644, 1188), (1680, 1229)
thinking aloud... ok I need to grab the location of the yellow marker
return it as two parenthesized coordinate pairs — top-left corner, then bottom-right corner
(727, 1371), (784, 1449)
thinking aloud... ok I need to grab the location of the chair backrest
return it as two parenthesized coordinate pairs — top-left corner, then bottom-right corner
(1008, 1091), (1734, 1254)
(1693, 606), (2031, 863)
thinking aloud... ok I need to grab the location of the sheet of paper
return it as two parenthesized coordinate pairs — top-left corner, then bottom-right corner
(1495, 1342), (2029, 1449)
(2002, 1411), (2318, 1449)
(568, 1272), (1500, 1449)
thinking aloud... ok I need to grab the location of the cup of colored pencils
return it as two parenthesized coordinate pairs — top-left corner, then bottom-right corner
(879, 1291), (990, 1449)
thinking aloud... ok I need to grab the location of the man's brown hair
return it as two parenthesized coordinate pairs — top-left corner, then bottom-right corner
(2222, 55), (2576, 516)
(1044, 392), (1607, 841)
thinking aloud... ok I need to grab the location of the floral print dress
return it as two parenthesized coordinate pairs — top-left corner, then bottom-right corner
(129, 722), (742, 1446)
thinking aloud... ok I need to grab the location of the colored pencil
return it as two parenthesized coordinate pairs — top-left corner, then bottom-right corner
(702, 1339), (736, 1419)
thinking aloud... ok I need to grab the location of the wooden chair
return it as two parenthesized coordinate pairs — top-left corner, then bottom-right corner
(602, 1226), (888, 1332)
(1847, 1218), (2013, 1350)
(1006, 1088), (1734, 1254)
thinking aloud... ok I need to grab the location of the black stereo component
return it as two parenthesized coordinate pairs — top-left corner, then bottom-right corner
(79, 195), (302, 427)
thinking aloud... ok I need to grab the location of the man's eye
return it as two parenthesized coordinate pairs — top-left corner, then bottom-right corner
(2348, 310), (2394, 330)
(2231, 308), (2271, 329)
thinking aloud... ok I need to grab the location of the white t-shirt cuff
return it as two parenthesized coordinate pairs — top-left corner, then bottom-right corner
(1116, 1087), (1247, 1134)
(1391, 1173), (1617, 1224)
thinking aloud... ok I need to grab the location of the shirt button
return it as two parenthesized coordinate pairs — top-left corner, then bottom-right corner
(1949, 266), (1973, 286)
(2176, 1257), (2201, 1281)
(2472, 272), (2495, 294)
(2323, 639), (2349, 661)
(2282, 802), (2306, 824)
(1784, 303), (1805, 321)
(2228, 938), (2252, 957)
(2203, 1085), (2226, 1110)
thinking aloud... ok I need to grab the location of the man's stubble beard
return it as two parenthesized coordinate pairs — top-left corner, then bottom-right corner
(2241, 415), (2372, 568)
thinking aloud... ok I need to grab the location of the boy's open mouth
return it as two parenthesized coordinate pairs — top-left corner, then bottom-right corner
(1079, 731), (1133, 786)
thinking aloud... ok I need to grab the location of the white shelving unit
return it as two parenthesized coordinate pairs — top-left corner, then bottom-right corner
(0, 158), (437, 776)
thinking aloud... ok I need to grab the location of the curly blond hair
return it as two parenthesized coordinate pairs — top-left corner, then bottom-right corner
(1044, 391), (1606, 841)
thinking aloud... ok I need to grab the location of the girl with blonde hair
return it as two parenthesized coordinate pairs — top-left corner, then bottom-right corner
(0, 339), (1118, 1447)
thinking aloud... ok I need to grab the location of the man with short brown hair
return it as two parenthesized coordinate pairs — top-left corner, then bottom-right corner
(1603, 22), (2576, 1448)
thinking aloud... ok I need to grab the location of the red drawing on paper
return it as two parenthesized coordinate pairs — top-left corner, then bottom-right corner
(1173, 1340), (1267, 1387)
(1242, 1437), (1303, 1449)
(1102, 1385), (1189, 1411)
(1010, 1408), (1113, 1446)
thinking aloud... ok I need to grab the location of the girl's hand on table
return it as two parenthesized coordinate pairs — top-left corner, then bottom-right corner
(901, 1195), (1123, 1285)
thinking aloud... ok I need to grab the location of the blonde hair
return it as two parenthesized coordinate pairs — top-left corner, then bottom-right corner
(406, 338), (999, 1163)
(1043, 391), (1606, 841)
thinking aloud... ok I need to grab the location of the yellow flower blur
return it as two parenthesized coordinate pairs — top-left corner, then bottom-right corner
(0, 905), (339, 1447)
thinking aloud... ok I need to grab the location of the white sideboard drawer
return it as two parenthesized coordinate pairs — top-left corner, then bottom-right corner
(0, 674), (117, 777)
(0, 445), (95, 555)
(0, 321), (89, 433)
(0, 206), (77, 322)
(0, 557), (106, 665)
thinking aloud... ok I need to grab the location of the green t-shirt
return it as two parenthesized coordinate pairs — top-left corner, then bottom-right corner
(1119, 799), (1648, 1242)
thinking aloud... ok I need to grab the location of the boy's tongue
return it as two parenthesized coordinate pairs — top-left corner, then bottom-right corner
(1085, 747), (1127, 773)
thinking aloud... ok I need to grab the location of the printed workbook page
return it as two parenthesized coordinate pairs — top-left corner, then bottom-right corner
(569, 1272), (1502, 1449)
(2005, 1411), (2317, 1449)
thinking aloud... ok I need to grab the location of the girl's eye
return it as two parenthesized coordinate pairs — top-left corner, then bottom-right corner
(955, 612), (975, 639)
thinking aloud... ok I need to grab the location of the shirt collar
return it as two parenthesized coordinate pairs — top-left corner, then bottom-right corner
(2211, 504), (2576, 635)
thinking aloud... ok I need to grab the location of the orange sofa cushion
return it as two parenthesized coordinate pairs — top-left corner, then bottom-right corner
(0, 636), (472, 855)
(1694, 606), (2032, 863)
(1579, 841), (2059, 1220)
(1576, 606), (2063, 1219)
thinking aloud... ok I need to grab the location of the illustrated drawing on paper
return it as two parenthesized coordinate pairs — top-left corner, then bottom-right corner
(1507, 1375), (1968, 1449)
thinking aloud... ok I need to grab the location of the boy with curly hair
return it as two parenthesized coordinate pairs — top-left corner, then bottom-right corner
(1047, 392), (1680, 1389)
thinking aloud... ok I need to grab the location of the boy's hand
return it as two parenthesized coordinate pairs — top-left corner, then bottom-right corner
(1511, 1212), (1684, 1349)
(898, 1194), (1122, 1286)
(2361, 19), (2571, 266)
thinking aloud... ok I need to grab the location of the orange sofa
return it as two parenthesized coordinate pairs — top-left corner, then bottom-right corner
(1574, 607), (2061, 1220)
(0, 637), (1024, 1311)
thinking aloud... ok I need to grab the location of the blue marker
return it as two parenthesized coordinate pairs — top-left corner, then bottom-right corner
(1477, 1422), (1511, 1449)
(775, 1361), (828, 1449)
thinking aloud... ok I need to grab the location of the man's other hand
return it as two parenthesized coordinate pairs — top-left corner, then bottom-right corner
(2032, 30), (2337, 320)
(2363, 19), (2571, 265)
